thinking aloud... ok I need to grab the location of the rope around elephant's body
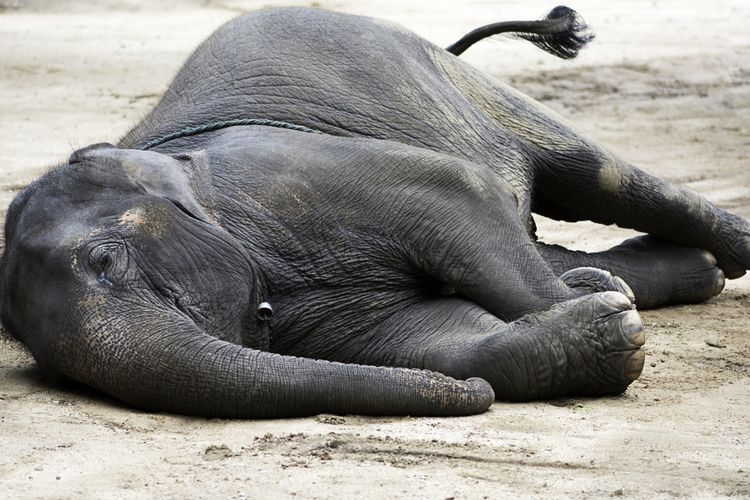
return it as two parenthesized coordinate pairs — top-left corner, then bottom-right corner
(141, 118), (325, 150)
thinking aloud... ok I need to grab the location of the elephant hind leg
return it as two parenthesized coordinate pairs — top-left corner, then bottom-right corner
(451, 61), (750, 279)
(531, 147), (750, 280)
(537, 236), (726, 309)
(332, 295), (645, 401)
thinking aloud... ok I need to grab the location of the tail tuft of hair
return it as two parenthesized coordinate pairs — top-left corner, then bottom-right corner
(517, 6), (595, 60)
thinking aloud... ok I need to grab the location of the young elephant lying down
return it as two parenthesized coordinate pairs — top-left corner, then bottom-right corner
(1, 7), (747, 418)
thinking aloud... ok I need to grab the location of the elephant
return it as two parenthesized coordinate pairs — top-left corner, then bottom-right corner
(1, 6), (747, 419)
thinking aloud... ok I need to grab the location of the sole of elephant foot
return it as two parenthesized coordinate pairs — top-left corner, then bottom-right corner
(479, 291), (645, 401)
(609, 236), (725, 309)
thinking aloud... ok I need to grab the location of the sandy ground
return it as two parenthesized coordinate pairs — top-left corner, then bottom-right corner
(1, 0), (749, 498)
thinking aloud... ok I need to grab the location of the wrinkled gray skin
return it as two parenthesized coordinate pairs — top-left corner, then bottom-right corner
(2, 8), (748, 418)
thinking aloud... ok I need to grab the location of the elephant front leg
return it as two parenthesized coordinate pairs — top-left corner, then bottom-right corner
(333, 294), (645, 401)
(414, 200), (639, 320)
(402, 175), (584, 321)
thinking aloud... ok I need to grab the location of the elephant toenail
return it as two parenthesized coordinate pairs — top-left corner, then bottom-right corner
(701, 250), (717, 267)
(621, 310), (645, 345)
(613, 276), (635, 302)
(624, 350), (646, 381)
(713, 269), (726, 296)
(601, 291), (631, 310)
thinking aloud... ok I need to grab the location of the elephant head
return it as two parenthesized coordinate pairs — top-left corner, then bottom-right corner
(0, 144), (493, 418)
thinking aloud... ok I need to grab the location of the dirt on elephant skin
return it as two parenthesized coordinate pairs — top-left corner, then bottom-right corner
(0, 0), (749, 498)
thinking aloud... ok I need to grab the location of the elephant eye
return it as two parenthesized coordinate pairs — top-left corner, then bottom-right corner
(88, 243), (128, 287)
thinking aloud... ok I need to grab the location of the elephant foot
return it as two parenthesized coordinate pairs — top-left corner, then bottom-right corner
(476, 291), (645, 401)
(608, 236), (725, 308)
(714, 211), (750, 280)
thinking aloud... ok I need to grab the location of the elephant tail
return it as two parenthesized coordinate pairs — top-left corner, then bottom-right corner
(445, 5), (594, 59)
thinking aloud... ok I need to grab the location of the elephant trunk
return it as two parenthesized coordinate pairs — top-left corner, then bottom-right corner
(53, 307), (494, 418)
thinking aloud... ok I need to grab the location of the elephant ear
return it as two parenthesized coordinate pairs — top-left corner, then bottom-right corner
(72, 144), (221, 225)
(172, 151), (220, 223)
(159, 149), (220, 225)
(123, 149), (221, 225)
